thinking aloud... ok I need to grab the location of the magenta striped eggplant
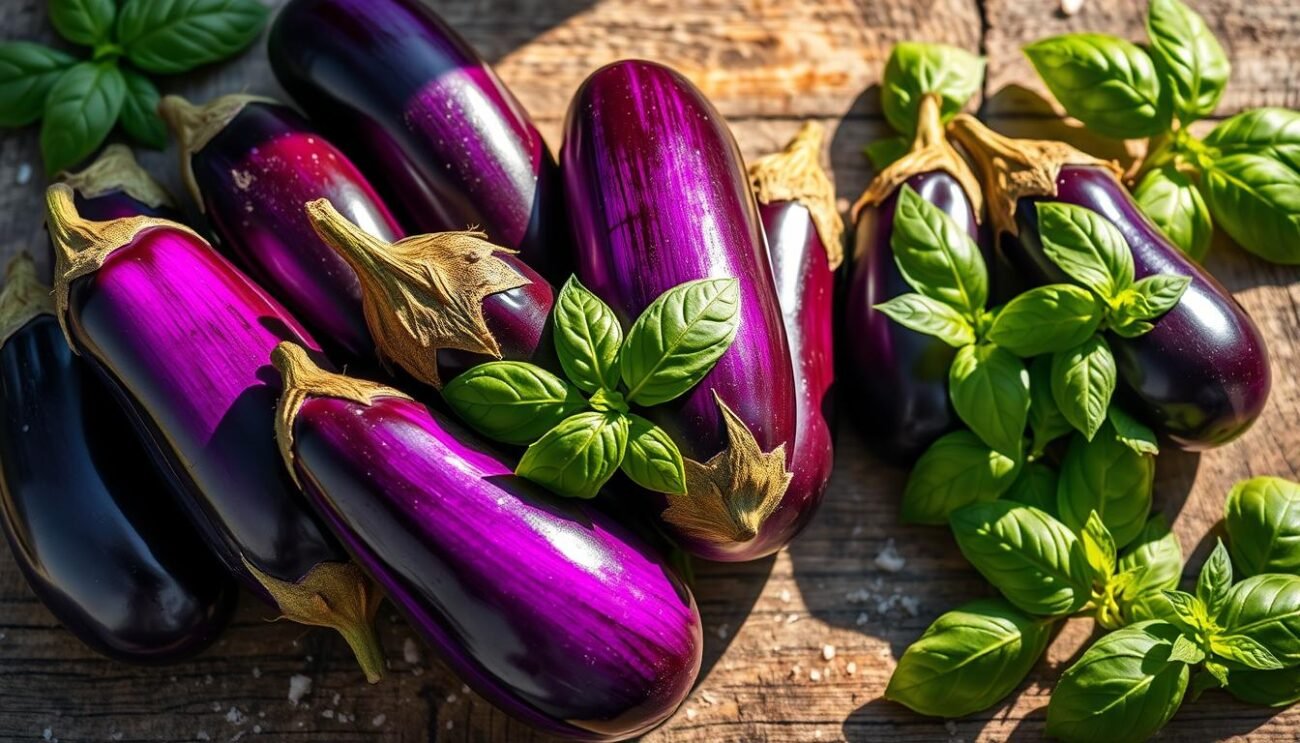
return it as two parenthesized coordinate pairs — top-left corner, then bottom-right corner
(747, 122), (840, 555)
(0, 254), (235, 663)
(272, 343), (701, 740)
(159, 94), (404, 361)
(44, 185), (384, 681)
(59, 144), (183, 223)
(948, 115), (1270, 449)
(562, 60), (798, 562)
(268, 0), (567, 280)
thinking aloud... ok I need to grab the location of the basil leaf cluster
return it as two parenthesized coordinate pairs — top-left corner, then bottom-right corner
(445, 276), (740, 500)
(1024, 0), (1300, 264)
(864, 41), (984, 169)
(0, 0), (269, 174)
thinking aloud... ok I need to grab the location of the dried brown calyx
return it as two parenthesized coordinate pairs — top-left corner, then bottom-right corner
(58, 144), (173, 209)
(271, 341), (411, 487)
(305, 198), (531, 389)
(45, 184), (199, 348)
(748, 121), (845, 269)
(946, 113), (1123, 237)
(0, 253), (54, 346)
(159, 93), (276, 210)
(662, 391), (793, 545)
(851, 93), (984, 244)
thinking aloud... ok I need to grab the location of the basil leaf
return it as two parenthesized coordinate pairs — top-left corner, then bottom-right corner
(1169, 633), (1207, 665)
(49, 0), (116, 47)
(901, 430), (1019, 525)
(442, 361), (587, 446)
(0, 42), (77, 127)
(1057, 426), (1154, 549)
(949, 501), (1091, 616)
(874, 293), (975, 347)
(1129, 591), (1179, 623)
(949, 344), (1029, 458)
(117, 0), (271, 75)
(1126, 274), (1191, 322)
(1197, 539), (1233, 617)
(864, 135), (909, 170)
(1107, 406), (1160, 455)
(1203, 151), (1300, 265)
(885, 598), (1052, 717)
(1036, 202), (1135, 299)
(1082, 510), (1118, 582)
(1006, 462), (1060, 516)
(516, 411), (629, 499)
(1146, 0), (1230, 123)
(1118, 516), (1184, 598)
(118, 69), (167, 149)
(1218, 574), (1300, 665)
(1050, 335), (1117, 441)
(39, 62), (126, 176)
(1210, 634), (1285, 671)
(1204, 108), (1300, 160)
(1224, 666), (1300, 708)
(1028, 356), (1073, 456)
(986, 284), (1103, 357)
(1133, 165), (1213, 260)
(620, 277), (740, 407)
(1046, 621), (1189, 742)
(1225, 476), (1300, 578)
(1203, 660), (1231, 689)
(881, 42), (985, 135)
(620, 414), (686, 494)
(553, 276), (623, 394)
(890, 185), (988, 316)
(1023, 34), (1172, 139)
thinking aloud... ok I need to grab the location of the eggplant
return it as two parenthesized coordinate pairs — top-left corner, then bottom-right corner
(59, 143), (182, 222)
(272, 342), (701, 740)
(844, 94), (987, 461)
(947, 115), (1271, 449)
(747, 122), (840, 554)
(563, 60), (798, 562)
(43, 185), (385, 681)
(268, 0), (567, 280)
(303, 198), (555, 388)
(159, 94), (404, 361)
(0, 254), (235, 663)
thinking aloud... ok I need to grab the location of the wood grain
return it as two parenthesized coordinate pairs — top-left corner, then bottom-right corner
(2, 0), (1300, 740)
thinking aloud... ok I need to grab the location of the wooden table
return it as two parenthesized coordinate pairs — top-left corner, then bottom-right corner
(2, 0), (1299, 740)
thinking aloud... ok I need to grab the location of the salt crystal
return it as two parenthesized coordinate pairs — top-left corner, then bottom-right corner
(822, 644), (836, 661)
(789, 663), (802, 678)
(685, 708), (698, 721)
(331, 693), (340, 706)
(211, 702), (222, 712)
(779, 589), (791, 603)
(855, 612), (869, 626)
(230, 732), (246, 742)
(43, 729), (52, 742)
(321, 710), (334, 719)
(252, 726), (261, 734)
(446, 693), (458, 703)
(874, 539), (906, 572)
(403, 638), (421, 664)
(251, 667), (261, 679)
(461, 685), (469, 694)
(716, 623), (730, 640)
(846, 661), (857, 675)
(287, 674), (312, 705)
(700, 691), (717, 705)
(445, 721), (454, 730)
(901, 596), (921, 616)
(809, 668), (822, 682)
(785, 613), (800, 624)
(372, 714), (387, 727)
(1060, 0), (1085, 15)
(845, 588), (871, 603)
(204, 674), (214, 685)
(226, 707), (245, 725)
(946, 720), (959, 736)
(16, 163), (32, 185)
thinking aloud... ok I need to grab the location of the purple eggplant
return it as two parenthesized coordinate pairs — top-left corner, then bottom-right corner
(747, 122), (839, 555)
(267, 0), (567, 280)
(303, 198), (555, 388)
(272, 342), (701, 740)
(159, 94), (404, 361)
(43, 185), (385, 681)
(844, 94), (987, 461)
(562, 60), (798, 562)
(59, 144), (182, 222)
(948, 115), (1270, 449)
(0, 254), (235, 663)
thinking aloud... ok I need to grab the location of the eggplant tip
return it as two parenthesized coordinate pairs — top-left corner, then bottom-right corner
(58, 144), (173, 209)
(160, 93), (274, 209)
(748, 120), (844, 268)
(0, 251), (53, 346)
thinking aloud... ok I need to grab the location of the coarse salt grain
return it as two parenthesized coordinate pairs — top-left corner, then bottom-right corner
(403, 638), (421, 664)
(874, 539), (906, 572)
(846, 661), (857, 675)
(779, 589), (791, 603)
(372, 714), (387, 727)
(685, 708), (698, 721)
(809, 668), (822, 682)
(822, 644), (836, 661)
(287, 674), (312, 705)
(855, 612), (869, 626)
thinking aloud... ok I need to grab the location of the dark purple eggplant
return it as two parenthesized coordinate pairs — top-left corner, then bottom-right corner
(159, 94), (404, 361)
(747, 122), (839, 555)
(0, 254), (235, 663)
(43, 185), (385, 681)
(844, 94), (987, 461)
(267, 0), (567, 280)
(948, 115), (1270, 450)
(59, 144), (183, 222)
(562, 60), (798, 562)
(272, 342), (701, 740)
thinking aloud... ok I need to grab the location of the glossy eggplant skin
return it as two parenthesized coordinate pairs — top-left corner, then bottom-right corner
(291, 393), (702, 741)
(845, 171), (983, 461)
(190, 101), (403, 360)
(0, 314), (235, 663)
(268, 0), (566, 279)
(1006, 166), (1270, 449)
(562, 60), (797, 561)
(756, 200), (835, 555)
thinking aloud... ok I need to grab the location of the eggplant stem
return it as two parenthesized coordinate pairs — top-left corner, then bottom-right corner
(58, 144), (173, 209)
(159, 94), (276, 211)
(747, 121), (845, 269)
(0, 252), (53, 346)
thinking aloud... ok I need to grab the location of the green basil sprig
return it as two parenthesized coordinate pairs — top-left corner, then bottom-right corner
(445, 276), (740, 500)
(0, 0), (269, 173)
(1224, 476), (1300, 577)
(865, 42), (985, 169)
(1057, 424), (1155, 549)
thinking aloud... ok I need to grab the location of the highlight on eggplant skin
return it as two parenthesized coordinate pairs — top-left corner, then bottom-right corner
(0, 254), (236, 663)
(948, 115), (1271, 450)
(272, 342), (703, 741)
(58, 144), (183, 223)
(43, 185), (385, 682)
(159, 94), (404, 362)
(268, 0), (568, 280)
(562, 59), (797, 562)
